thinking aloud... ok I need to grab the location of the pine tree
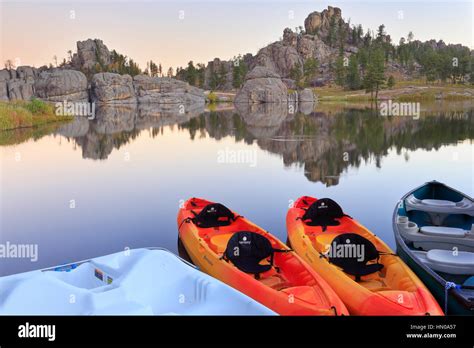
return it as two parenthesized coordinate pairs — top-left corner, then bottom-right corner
(334, 55), (346, 87)
(345, 55), (361, 90)
(303, 57), (319, 85)
(232, 55), (248, 89)
(387, 75), (395, 89)
(186, 61), (198, 86)
(289, 62), (303, 89)
(363, 48), (385, 99)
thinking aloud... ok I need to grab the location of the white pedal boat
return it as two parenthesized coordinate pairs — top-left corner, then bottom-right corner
(0, 248), (276, 315)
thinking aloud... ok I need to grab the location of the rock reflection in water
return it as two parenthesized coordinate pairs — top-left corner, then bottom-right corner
(56, 103), (205, 160)
(28, 101), (474, 185)
(179, 105), (474, 186)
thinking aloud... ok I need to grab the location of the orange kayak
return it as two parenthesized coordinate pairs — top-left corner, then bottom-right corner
(286, 196), (443, 316)
(177, 197), (349, 316)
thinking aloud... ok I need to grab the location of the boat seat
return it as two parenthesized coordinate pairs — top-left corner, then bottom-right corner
(421, 199), (456, 207)
(420, 226), (466, 238)
(426, 250), (474, 275)
(405, 194), (474, 216)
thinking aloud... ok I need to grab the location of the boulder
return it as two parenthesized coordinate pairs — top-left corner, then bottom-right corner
(16, 66), (37, 80)
(7, 78), (35, 100)
(234, 66), (288, 104)
(0, 82), (8, 101)
(133, 75), (205, 105)
(91, 72), (136, 104)
(0, 69), (12, 81)
(254, 42), (303, 78)
(72, 39), (111, 71)
(282, 78), (296, 90)
(299, 88), (315, 102)
(35, 69), (88, 101)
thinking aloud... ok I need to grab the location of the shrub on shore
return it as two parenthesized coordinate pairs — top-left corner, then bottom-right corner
(207, 92), (218, 104)
(0, 98), (71, 131)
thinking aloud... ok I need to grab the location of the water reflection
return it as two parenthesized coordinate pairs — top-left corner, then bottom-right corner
(56, 103), (205, 160)
(180, 103), (473, 186)
(3, 101), (473, 185)
(1, 100), (473, 276)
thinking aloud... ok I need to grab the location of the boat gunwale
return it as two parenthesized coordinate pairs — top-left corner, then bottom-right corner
(37, 247), (199, 274)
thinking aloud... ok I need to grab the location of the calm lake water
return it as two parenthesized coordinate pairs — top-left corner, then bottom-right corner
(1, 101), (473, 276)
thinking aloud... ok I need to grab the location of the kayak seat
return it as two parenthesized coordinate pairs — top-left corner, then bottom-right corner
(192, 203), (236, 228)
(327, 233), (384, 282)
(420, 226), (466, 238)
(301, 198), (350, 231)
(224, 231), (289, 279)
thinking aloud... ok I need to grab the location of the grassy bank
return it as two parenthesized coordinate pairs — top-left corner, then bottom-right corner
(0, 99), (72, 131)
(315, 81), (474, 102)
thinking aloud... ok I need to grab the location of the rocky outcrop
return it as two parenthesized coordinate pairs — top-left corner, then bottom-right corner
(0, 67), (38, 101)
(203, 58), (233, 90)
(304, 6), (342, 36)
(91, 73), (136, 104)
(247, 7), (346, 84)
(234, 66), (288, 104)
(0, 82), (8, 101)
(90, 73), (206, 105)
(133, 75), (205, 105)
(34, 69), (88, 102)
(16, 66), (37, 80)
(7, 79), (35, 100)
(254, 43), (303, 78)
(72, 39), (111, 71)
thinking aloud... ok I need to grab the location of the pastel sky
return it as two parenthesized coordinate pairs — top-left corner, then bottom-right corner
(0, 0), (472, 71)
